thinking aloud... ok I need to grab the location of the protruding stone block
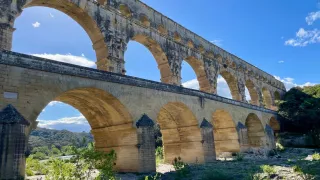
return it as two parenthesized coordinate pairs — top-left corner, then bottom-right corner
(236, 122), (249, 152)
(200, 118), (215, 162)
(136, 114), (156, 173)
(265, 124), (276, 149)
(0, 104), (30, 179)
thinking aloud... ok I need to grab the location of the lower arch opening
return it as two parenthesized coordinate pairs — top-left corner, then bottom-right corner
(157, 102), (204, 164)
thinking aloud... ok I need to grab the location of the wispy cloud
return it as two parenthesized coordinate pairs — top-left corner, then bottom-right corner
(285, 28), (320, 47)
(274, 76), (317, 90)
(48, 101), (64, 106)
(182, 76), (251, 101)
(210, 39), (223, 46)
(31, 53), (96, 68)
(49, 13), (54, 18)
(32, 22), (41, 28)
(38, 115), (90, 132)
(278, 60), (285, 63)
(306, 11), (320, 25)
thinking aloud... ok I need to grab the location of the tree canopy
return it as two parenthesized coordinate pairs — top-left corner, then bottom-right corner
(278, 85), (320, 132)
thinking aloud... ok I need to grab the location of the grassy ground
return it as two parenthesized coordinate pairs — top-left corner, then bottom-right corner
(117, 148), (320, 180)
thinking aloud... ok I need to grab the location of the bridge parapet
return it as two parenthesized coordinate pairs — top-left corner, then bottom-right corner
(0, 50), (277, 114)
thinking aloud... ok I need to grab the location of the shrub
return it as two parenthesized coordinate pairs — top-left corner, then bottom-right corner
(276, 142), (285, 152)
(141, 173), (161, 180)
(25, 168), (34, 176)
(245, 173), (264, 180)
(293, 165), (303, 174)
(260, 165), (276, 175)
(172, 157), (190, 178)
(312, 153), (320, 161)
(200, 169), (232, 180)
(236, 153), (244, 161)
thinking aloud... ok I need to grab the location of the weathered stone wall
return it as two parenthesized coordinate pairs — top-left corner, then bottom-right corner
(0, 0), (286, 108)
(0, 51), (281, 172)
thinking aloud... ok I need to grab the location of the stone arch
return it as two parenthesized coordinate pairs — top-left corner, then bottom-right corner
(245, 79), (260, 105)
(184, 56), (211, 92)
(262, 87), (273, 108)
(220, 70), (241, 100)
(42, 88), (138, 172)
(119, 4), (132, 18)
(128, 34), (172, 83)
(269, 116), (280, 133)
(157, 102), (204, 163)
(245, 113), (266, 147)
(274, 91), (281, 102)
(212, 110), (240, 157)
(19, 0), (108, 71)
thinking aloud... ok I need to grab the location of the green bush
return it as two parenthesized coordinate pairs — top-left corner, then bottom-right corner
(312, 153), (320, 161)
(200, 169), (232, 180)
(260, 165), (276, 175)
(276, 142), (285, 152)
(293, 165), (303, 174)
(236, 153), (244, 161)
(172, 157), (190, 178)
(25, 168), (34, 176)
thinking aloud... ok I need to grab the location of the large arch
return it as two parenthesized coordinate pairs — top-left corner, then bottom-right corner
(17, 0), (108, 70)
(157, 102), (204, 163)
(219, 70), (241, 101)
(245, 79), (260, 105)
(130, 34), (172, 83)
(245, 113), (266, 147)
(44, 88), (138, 172)
(212, 110), (240, 157)
(262, 87), (273, 109)
(184, 56), (211, 92)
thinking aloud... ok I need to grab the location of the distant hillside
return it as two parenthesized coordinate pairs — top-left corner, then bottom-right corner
(28, 128), (94, 151)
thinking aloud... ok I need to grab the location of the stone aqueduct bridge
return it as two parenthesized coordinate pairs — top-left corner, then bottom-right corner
(0, 0), (286, 178)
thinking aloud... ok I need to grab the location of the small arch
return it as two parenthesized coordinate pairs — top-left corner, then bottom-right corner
(220, 70), (241, 101)
(245, 113), (266, 147)
(119, 4), (132, 18)
(215, 54), (223, 64)
(262, 87), (273, 109)
(245, 79), (259, 105)
(173, 32), (182, 42)
(212, 110), (240, 157)
(198, 45), (205, 53)
(139, 14), (150, 27)
(184, 56), (211, 92)
(274, 91), (281, 102)
(21, 0), (108, 71)
(187, 40), (194, 49)
(158, 25), (168, 35)
(157, 102), (204, 163)
(129, 34), (172, 83)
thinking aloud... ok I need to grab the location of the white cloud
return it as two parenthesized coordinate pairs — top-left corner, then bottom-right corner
(278, 60), (285, 63)
(210, 39), (223, 46)
(306, 11), (320, 25)
(49, 13), (54, 18)
(38, 115), (90, 132)
(31, 53), (96, 68)
(32, 22), (41, 28)
(274, 76), (317, 90)
(285, 28), (320, 47)
(182, 76), (233, 99)
(48, 101), (64, 106)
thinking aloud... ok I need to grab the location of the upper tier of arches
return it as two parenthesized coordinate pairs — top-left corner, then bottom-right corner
(2, 0), (285, 110)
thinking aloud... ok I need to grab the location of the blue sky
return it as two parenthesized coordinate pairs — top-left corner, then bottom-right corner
(12, 0), (320, 132)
